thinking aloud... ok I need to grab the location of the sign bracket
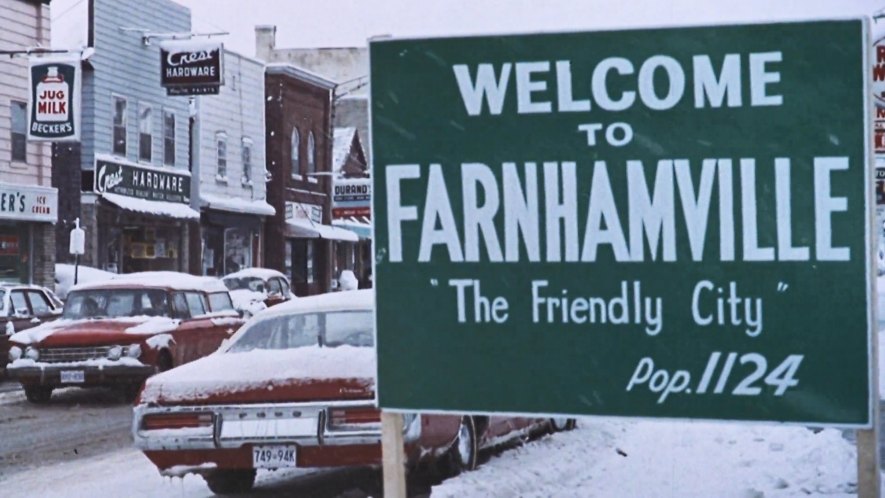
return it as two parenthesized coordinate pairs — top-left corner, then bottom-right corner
(118, 27), (228, 46)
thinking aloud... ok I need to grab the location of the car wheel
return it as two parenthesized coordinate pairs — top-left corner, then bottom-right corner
(203, 469), (256, 495)
(24, 385), (53, 404)
(444, 416), (478, 475)
(549, 418), (577, 432)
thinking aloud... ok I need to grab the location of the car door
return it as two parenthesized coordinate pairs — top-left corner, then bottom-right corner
(7, 289), (37, 334)
(264, 278), (285, 307)
(178, 291), (225, 362)
(25, 289), (61, 328)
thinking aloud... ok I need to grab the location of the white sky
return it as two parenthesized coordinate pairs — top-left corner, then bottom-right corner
(173, 0), (885, 56)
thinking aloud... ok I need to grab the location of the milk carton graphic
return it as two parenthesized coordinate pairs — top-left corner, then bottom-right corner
(35, 66), (68, 122)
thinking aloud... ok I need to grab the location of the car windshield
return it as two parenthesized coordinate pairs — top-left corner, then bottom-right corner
(228, 310), (373, 353)
(64, 288), (170, 319)
(223, 276), (266, 293)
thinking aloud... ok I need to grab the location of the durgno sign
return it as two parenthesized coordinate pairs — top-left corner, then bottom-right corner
(159, 40), (224, 96)
(27, 56), (81, 141)
(95, 157), (190, 204)
(371, 20), (872, 426)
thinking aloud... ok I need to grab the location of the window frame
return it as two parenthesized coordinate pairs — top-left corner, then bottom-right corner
(290, 127), (302, 180)
(163, 109), (175, 166)
(241, 136), (253, 185)
(306, 130), (317, 183)
(112, 95), (128, 157)
(138, 103), (153, 162)
(216, 131), (228, 181)
(10, 100), (27, 162)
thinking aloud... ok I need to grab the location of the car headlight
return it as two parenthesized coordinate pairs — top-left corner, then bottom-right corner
(107, 345), (123, 361)
(8, 346), (22, 361)
(24, 346), (39, 361)
(126, 344), (142, 359)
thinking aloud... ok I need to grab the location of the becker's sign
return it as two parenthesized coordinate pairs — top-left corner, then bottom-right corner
(27, 56), (81, 141)
(371, 20), (872, 426)
(160, 40), (224, 96)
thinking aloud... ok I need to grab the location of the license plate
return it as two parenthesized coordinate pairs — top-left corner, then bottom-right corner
(60, 370), (85, 383)
(252, 445), (297, 469)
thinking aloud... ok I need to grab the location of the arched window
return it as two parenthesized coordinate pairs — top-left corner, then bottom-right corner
(290, 128), (301, 179)
(307, 131), (316, 176)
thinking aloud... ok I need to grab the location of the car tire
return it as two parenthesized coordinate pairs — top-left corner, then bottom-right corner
(24, 385), (53, 404)
(203, 469), (256, 495)
(549, 418), (577, 432)
(445, 416), (478, 475)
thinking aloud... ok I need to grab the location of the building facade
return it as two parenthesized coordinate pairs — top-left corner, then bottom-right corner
(330, 127), (371, 288)
(191, 49), (273, 276)
(53, 0), (196, 274)
(0, 0), (57, 287)
(264, 64), (357, 296)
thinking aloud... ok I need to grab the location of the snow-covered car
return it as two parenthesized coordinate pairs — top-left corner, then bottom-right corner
(1, 285), (64, 373)
(222, 268), (294, 316)
(132, 290), (570, 494)
(6, 272), (245, 403)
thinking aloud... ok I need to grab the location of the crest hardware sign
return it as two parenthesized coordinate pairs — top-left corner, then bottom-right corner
(28, 56), (81, 141)
(371, 20), (872, 427)
(95, 158), (191, 204)
(159, 40), (224, 96)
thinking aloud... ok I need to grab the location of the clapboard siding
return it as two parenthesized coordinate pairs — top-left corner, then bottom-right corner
(0, 0), (51, 187)
(197, 50), (268, 206)
(83, 0), (190, 172)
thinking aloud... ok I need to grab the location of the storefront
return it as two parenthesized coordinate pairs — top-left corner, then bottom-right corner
(90, 156), (198, 273)
(331, 176), (372, 288)
(0, 183), (58, 285)
(199, 195), (273, 276)
(284, 201), (357, 294)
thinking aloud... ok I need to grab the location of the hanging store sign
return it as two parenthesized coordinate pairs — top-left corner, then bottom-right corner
(332, 178), (371, 218)
(27, 56), (81, 141)
(160, 40), (224, 96)
(0, 182), (58, 223)
(95, 157), (191, 204)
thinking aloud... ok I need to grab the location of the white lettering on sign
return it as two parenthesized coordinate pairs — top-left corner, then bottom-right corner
(385, 156), (849, 264)
(167, 50), (214, 67)
(452, 52), (783, 116)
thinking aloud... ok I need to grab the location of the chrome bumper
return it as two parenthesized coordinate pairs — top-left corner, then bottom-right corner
(132, 401), (420, 451)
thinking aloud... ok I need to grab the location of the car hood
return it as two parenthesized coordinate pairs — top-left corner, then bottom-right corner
(139, 345), (376, 406)
(9, 317), (180, 347)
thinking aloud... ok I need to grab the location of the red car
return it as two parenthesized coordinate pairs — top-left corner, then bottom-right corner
(6, 272), (244, 403)
(132, 290), (574, 494)
(1, 284), (64, 374)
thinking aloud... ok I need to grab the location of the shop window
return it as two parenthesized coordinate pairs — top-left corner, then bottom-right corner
(138, 104), (152, 161)
(306, 130), (316, 180)
(10, 101), (27, 162)
(0, 224), (29, 284)
(290, 128), (301, 179)
(163, 111), (175, 166)
(216, 132), (228, 179)
(113, 96), (127, 156)
(223, 227), (252, 275)
(242, 137), (253, 184)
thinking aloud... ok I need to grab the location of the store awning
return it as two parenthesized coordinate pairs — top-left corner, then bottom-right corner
(201, 193), (275, 216)
(332, 217), (371, 239)
(285, 217), (359, 242)
(100, 192), (200, 220)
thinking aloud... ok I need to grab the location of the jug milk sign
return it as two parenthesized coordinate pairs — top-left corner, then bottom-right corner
(27, 56), (81, 141)
(371, 20), (874, 427)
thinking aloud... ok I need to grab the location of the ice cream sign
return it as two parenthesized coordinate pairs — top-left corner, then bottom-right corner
(27, 56), (81, 141)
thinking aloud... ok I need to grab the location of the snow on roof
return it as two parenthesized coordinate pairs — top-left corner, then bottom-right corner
(265, 62), (337, 89)
(101, 193), (200, 220)
(140, 345), (375, 404)
(254, 289), (372, 320)
(74, 271), (228, 293)
(200, 193), (275, 216)
(223, 268), (288, 281)
(332, 127), (357, 172)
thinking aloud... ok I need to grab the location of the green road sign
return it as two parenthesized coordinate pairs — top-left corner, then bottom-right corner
(370, 19), (873, 426)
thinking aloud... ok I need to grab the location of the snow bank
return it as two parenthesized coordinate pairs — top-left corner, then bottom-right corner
(140, 345), (375, 403)
(55, 263), (115, 299)
(432, 419), (860, 498)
